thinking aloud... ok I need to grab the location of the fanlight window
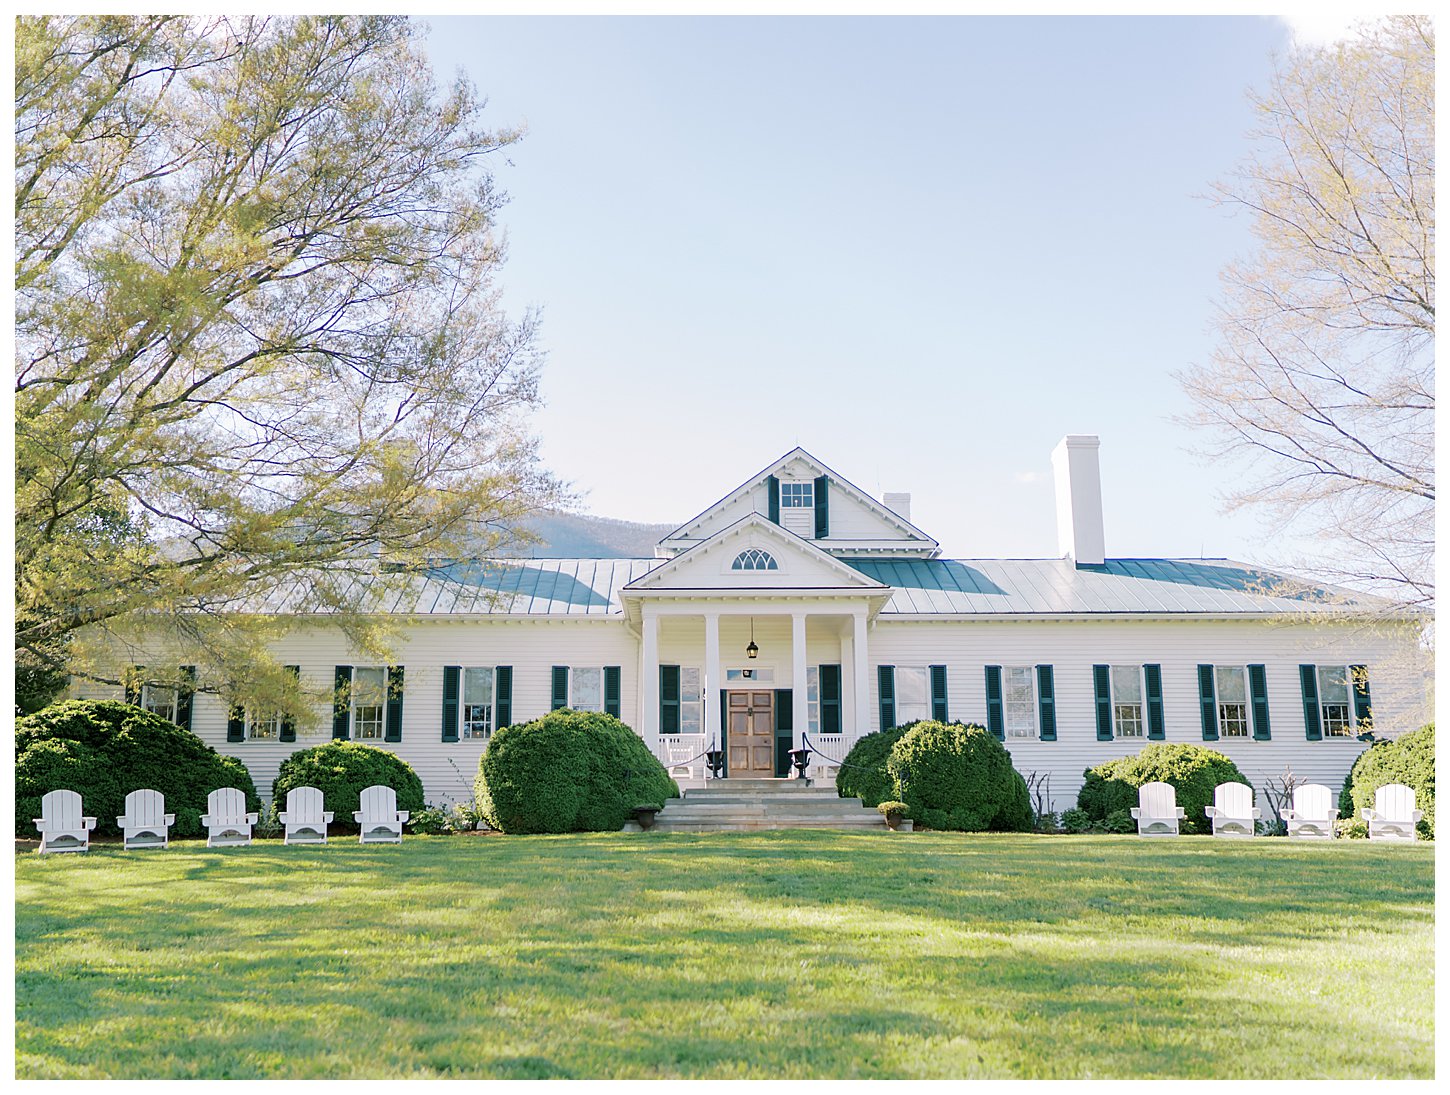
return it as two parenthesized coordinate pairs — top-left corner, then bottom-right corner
(732, 549), (779, 571)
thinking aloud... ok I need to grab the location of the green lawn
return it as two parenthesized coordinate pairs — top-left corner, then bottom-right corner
(14, 831), (1434, 1079)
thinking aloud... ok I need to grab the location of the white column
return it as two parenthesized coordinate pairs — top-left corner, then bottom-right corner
(641, 611), (659, 753)
(792, 611), (808, 754)
(853, 610), (869, 738)
(840, 625), (855, 734)
(703, 611), (721, 746)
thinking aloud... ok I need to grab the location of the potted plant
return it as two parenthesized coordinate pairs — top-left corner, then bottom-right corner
(631, 802), (664, 830)
(877, 801), (909, 831)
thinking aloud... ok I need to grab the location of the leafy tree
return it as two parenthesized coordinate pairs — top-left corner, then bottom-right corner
(1180, 16), (1433, 613)
(15, 16), (560, 715)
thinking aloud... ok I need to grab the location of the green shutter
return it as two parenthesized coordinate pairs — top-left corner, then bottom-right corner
(125, 665), (143, 706)
(774, 689), (793, 777)
(551, 666), (569, 710)
(441, 666), (461, 742)
(604, 666), (621, 718)
(1144, 664), (1165, 740)
(333, 665), (353, 739)
(1299, 664), (1322, 741)
(819, 664), (841, 734)
(1197, 664), (1218, 740)
(719, 689), (728, 775)
(984, 666), (1004, 740)
(384, 666), (404, 742)
(1036, 665), (1056, 741)
(494, 666), (512, 729)
(1351, 664), (1372, 732)
(877, 665), (896, 730)
(813, 475), (829, 538)
(930, 664), (948, 722)
(1248, 664), (1270, 740)
(1093, 665), (1113, 741)
(226, 703), (246, 743)
(177, 665), (196, 730)
(660, 665), (681, 734)
(767, 475), (780, 524)
(281, 665), (299, 742)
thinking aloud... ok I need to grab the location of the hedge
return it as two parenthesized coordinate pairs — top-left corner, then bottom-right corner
(886, 720), (1034, 833)
(834, 723), (913, 807)
(1339, 724), (1434, 839)
(16, 699), (260, 839)
(476, 709), (679, 834)
(1077, 743), (1251, 835)
(272, 741), (426, 827)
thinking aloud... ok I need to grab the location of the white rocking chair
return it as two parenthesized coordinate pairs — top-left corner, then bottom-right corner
(1361, 783), (1422, 842)
(34, 789), (97, 854)
(1204, 782), (1260, 838)
(279, 786), (333, 845)
(1283, 783), (1338, 840)
(1130, 781), (1186, 836)
(201, 787), (259, 847)
(354, 784), (408, 844)
(117, 789), (175, 850)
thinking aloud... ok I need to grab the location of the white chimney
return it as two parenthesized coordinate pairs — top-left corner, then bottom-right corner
(1051, 435), (1105, 566)
(883, 492), (912, 523)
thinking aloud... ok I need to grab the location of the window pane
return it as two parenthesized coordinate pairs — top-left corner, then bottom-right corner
(1111, 665), (1141, 702)
(1215, 666), (1247, 703)
(573, 667), (602, 711)
(1004, 666), (1035, 738)
(354, 667), (386, 706)
(1318, 666), (1349, 703)
(896, 666), (930, 723)
(464, 666), (493, 705)
(249, 713), (280, 740)
(681, 667), (701, 703)
(143, 685), (178, 723)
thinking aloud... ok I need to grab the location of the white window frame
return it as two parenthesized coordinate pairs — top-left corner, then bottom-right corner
(1003, 666), (1038, 739)
(1317, 664), (1354, 738)
(1215, 665), (1250, 739)
(247, 712), (282, 741)
(352, 666), (386, 740)
(141, 683), (178, 724)
(679, 667), (704, 736)
(779, 481), (814, 508)
(570, 666), (604, 713)
(806, 666), (821, 734)
(895, 666), (931, 725)
(462, 666), (495, 739)
(1110, 665), (1145, 739)
(725, 667), (774, 683)
(731, 549), (779, 571)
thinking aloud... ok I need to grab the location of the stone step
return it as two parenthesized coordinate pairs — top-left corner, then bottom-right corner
(681, 793), (860, 806)
(649, 817), (892, 833)
(665, 803), (872, 817)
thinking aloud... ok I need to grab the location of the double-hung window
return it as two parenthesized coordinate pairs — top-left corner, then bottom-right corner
(463, 667), (494, 738)
(352, 666), (386, 740)
(1317, 665), (1353, 737)
(895, 666), (931, 724)
(807, 666), (821, 733)
(248, 711), (282, 741)
(1215, 666), (1250, 738)
(1111, 665), (1145, 738)
(571, 667), (603, 712)
(142, 684), (178, 724)
(679, 668), (703, 734)
(1003, 667), (1037, 738)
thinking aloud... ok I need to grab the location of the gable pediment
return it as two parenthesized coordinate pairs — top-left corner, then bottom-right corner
(656, 447), (939, 558)
(625, 513), (890, 593)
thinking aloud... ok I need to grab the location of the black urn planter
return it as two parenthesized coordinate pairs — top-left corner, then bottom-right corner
(631, 805), (661, 830)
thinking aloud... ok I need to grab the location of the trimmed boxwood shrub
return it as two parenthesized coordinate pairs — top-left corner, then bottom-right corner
(272, 741), (425, 828)
(476, 710), (679, 834)
(834, 723), (914, 807)
(15, 699), (259, 839)
(1077, 743), (1251, 835)
(1339, 724), (1434, 840)
(885, 720), (1034, 832)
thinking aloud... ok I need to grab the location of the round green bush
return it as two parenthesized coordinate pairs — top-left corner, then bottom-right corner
(834, 722), (916, 807)
(885, 720), (1034, 832)
(1339, 724), (1434, 839)
(272, 741), (425, 827)
(15, 699), (260, 839)
(476, 710), (679, 834)
(1076, 743), (1251, 835)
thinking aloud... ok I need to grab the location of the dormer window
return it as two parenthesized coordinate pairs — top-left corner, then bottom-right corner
(779, 480), (815, 536)
(732, 549), (779, 571)
(780, 481), (814, 509)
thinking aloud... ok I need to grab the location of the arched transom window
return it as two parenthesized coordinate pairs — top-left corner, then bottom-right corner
(731, 548), (779, 571)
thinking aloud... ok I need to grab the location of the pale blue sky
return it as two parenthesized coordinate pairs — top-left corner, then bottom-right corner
(424, 15), (1317, 563)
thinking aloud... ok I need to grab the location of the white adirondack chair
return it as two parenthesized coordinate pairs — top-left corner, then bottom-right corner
(1204, 782), (1260, 838)
(34, 789), (97, 854)
(1130, 781), (1186, 836)
(1283, 783), (1338, 840)
(1361, 783), (1422, 842)
(664, 736), (708, 780)
(201, 787), (259, 847)
(279, 786), (333, 845)
(117, 789), (175, 850)
(354, 784), (409, 844)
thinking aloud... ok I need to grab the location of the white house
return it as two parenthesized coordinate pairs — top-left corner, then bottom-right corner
(95, 436), (1423, 812)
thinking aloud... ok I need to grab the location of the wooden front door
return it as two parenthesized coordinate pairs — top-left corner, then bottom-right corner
(727, 690), (776, 776)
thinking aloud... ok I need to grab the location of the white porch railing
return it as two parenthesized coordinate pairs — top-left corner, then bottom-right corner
(657, 735), (710, 780)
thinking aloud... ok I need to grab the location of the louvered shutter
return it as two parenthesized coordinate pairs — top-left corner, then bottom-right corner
(984, 665), (1004, 740)
(767, 475), (780, 524)
(1248, 664), (1270, 740)
(551, 666), (569, 710)
(774, 689), (792, 777)
(125, 666), (143, 706)
(333, 666), (353, 739)
(819, 664), (841, 735)
(604, 666), (621, 717)
(494, 666), (512, 729)
(1299, 665), (1322, 740)
(175, 666), (196, 730)
(441, 666), (461, 742)
(877, 665), (895, 730)
(226, 704), (246, 743)
(384, 666), (404, 742)
(1351, 664), (1372, 733)
(280, 665), (300, 742)
(813, 475), (829, 538)
(1093, 665), (1113, 741)
(660, 665), (681, 734)
(1036, 665), (1056, 741)
(1144, 664), (1164, 740)
(1197, 664), (1218, 740)
(930, 665), (948, 722)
